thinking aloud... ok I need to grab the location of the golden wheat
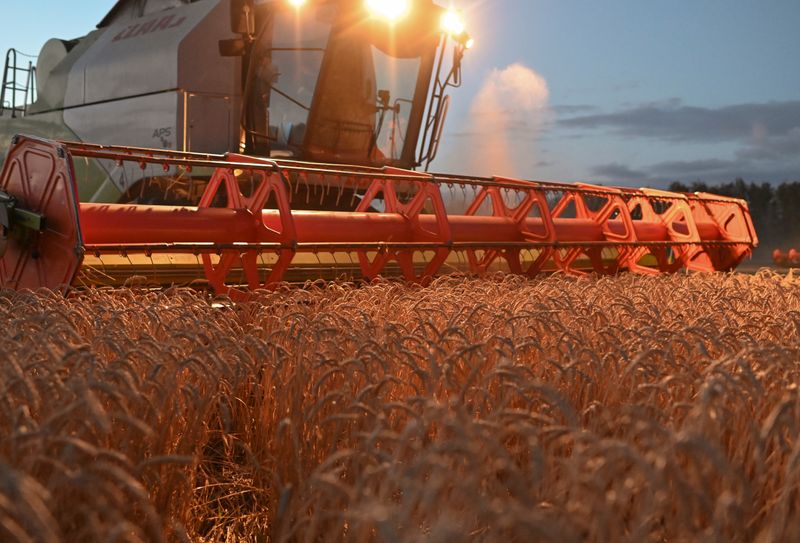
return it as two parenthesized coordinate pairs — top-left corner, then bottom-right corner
(1, 271), (800, 542)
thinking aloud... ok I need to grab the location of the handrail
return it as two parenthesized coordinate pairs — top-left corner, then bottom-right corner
(0, 49), (37, 118)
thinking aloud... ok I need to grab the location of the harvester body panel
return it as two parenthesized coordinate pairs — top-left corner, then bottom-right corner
(64, 0), (239, 159)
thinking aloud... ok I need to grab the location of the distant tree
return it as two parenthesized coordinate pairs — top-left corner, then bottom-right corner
(775, 182), (800, 241)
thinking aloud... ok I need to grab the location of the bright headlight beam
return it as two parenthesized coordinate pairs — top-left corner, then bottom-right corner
(366, 0), (411, 22)
(441, 9), (466, 36)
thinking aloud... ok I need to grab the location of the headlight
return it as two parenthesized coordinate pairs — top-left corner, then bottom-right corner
(365, 0), (411, 22)
(440, 9), (466, 36)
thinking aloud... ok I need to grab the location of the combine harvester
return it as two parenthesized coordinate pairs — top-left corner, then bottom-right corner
(0, 0), (757, 296)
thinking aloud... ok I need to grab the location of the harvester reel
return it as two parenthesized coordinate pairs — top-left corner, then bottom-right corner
(0, 136), (759, 293)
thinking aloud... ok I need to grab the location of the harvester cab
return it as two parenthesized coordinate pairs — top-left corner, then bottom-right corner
(226, 0), (459, 171)
(0, 0), (758, 295)
(0, 0), (465, 205)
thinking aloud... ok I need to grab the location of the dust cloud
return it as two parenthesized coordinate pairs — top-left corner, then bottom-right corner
(464, 63), (550, 178)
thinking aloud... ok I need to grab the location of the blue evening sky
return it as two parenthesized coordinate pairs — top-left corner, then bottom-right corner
(2, 0), (799, 186)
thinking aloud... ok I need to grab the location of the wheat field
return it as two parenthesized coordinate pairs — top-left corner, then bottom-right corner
(1, 271), (800, 542)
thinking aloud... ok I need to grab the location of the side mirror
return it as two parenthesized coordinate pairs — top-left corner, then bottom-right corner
(451, 46), (464, 86)
(219, 39), (247, 57)
(230, 0), (255, 36)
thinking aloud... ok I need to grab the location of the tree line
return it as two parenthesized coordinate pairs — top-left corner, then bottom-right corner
(669, 179), (800, 250)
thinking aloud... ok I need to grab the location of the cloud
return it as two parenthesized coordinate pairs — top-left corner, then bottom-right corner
(560, 99), (800, 144)
(590, 163), (651, 183)
(650, 158), (800, 184)
(591, 156), (800, 186)
(648, 158), (736, 177)
(735, 127), (800, 161)
(551, 104), (598, 115)
(566, 99), (800, 185)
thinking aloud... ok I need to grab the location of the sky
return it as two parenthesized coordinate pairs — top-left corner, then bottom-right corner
(2, 0), (799, 187)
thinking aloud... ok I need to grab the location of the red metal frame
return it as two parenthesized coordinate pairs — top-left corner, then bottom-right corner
(0, 136), (759, 293)
(196, 166), (296, 296)
(353, 168), (452, 282)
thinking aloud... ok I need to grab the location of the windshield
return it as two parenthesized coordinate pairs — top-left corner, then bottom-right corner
(244, 2), (437, 167)
(371, 47), (421, 161)
(304, 17), (432, 167)
(245, 4), (333, 156)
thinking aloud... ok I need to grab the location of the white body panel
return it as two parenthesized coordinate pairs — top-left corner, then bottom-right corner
(64, 91), (179, 150)
(65, 0), (233, 105)
(60, 0), (241, 194)
(64, 92), (180, 197)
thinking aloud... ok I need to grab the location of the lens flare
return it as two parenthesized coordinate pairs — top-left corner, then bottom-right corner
(441, 9), (466, 36)
(365, 0), (411, 22)
(288, 0), (306, 7)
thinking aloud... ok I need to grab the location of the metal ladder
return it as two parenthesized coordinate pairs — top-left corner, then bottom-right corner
(0, 49), (36, 118)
